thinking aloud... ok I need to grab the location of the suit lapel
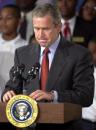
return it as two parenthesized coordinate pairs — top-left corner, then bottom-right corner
(46, 37), (70, 91)
(28, 44), (40, 66)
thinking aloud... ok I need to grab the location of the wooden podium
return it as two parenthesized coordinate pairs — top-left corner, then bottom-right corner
(0, 102), (81, 124)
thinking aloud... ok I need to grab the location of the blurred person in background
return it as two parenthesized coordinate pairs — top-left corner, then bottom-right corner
(16, 0), (37, 41)
(78, 0), (96, 47)
(0, 0), (15, 33)
(56, 0), (96, 48)
(0, 4), (27, 129)
(0, 4), (27, 101)
(56, 0), (77, 41)
(82, 37), (96, 130)
(79, 0), (96, 22)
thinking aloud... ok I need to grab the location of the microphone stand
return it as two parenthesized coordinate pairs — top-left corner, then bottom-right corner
(23, 64), (40, 130)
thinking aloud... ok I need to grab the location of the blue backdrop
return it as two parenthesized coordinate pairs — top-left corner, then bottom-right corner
(76, 0), (85, 12)
(0, 0), (15, 9)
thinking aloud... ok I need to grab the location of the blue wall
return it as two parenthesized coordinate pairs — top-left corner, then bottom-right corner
(0, 0), (15, 9)
(76, 0), (85, 12)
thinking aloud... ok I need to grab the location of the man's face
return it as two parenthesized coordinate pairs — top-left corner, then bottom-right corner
(82, 0), (96, 21)
(33, 15), (61, 47)
(57, 0), (77, 18)
(0, 8), (20, 35)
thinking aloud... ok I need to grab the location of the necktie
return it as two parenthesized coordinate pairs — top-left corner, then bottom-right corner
(63, 22), (71, 40)
(19, 14), (27, 39)
(40, 48), (50, 91)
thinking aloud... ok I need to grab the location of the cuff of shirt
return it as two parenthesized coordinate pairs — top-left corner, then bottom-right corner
(51, 90), (58, 102)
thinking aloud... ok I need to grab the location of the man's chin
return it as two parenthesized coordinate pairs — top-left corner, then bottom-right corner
(39, 42), (47, 47)
(40, 44), (47, 47)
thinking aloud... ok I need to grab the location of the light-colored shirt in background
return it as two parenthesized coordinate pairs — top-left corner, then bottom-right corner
(0, 34), (27, 101)
(21, 11), (34, 42)
(82, 67), (96, 122)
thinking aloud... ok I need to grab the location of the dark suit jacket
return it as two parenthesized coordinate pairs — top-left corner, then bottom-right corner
(2, 36), (94, 130)
(72, 17), (96, 48)
(2, 36), (94, 106)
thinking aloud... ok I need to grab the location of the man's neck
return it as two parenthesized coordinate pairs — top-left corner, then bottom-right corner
(2, 33), (18, 41)
(62, 13), (76, 21)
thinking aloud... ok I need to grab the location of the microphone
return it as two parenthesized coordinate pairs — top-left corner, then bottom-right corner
(10, 63), (40, 83)
(26, 63), (40, 82)
(10, 64), (25, 82)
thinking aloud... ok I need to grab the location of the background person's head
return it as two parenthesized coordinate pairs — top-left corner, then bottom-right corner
(79, 0), (96, 21)
(56, 0), (78, 20)
(0, 4), (21, 39)
(16, 0), (37, 12)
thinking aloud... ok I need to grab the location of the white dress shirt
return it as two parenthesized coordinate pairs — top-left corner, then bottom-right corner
(61, 16), (76, 38)
(82, 67), (96, 122)
(0, 34), (27, 100)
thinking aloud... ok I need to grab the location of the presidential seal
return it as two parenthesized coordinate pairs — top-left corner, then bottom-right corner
(6, 95), (38, 128)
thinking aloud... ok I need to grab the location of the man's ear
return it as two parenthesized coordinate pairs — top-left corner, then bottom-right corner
(57, 22), (62, 33)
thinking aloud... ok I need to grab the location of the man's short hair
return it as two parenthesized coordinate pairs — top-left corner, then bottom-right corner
(2, 4), (21, 18)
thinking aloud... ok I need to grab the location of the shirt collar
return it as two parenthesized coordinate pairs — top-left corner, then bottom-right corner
(61, 16), (76, 25)
(40, 35), (60, 56)
(61, 16), (76, 34)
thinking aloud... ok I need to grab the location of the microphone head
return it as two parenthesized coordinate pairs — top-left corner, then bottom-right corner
(26, 62), (40, 82)
(9, 64), (25, 82)
(18, 64), (25, 74)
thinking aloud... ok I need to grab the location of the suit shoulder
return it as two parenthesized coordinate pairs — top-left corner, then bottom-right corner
(68, 43), (91, 57)
(15, 43), (38, 54)
(60, 36), (89, 53)
(71, 43), (89, 52)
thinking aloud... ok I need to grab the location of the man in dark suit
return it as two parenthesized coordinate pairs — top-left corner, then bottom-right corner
(2, 3), (94, 130)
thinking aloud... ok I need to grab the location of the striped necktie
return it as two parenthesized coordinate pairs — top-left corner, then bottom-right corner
(63, 22), (71, 40)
